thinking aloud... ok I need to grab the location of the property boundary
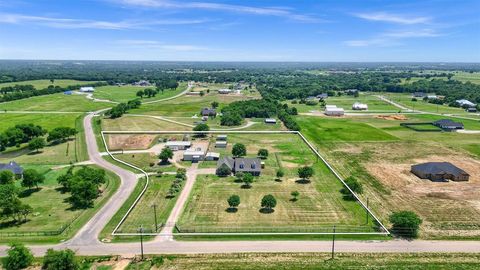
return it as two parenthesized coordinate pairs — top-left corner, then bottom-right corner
(101, 130), (390, 236)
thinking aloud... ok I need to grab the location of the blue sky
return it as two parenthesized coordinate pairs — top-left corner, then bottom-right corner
(0, 0), (479, 61)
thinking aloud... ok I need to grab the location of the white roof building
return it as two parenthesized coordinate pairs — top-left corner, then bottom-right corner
(79, 86), (95, 92)
(183, 148), (206, 161)
(352, 102), (368, 110)
(265, 118), (277, 124)
(205, 152), (220, 161)
(218, 88), (232, 94)
(456, 99), (476, 107)
(165, 141), (191, 150)
(217, 135), (228, 141)
(325, 105), (345, 116)
(215, 141), (228, 148)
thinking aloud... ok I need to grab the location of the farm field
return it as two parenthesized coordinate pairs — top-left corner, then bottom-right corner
(0, 165), (120, 244)
(93, 82), (187, 103)
(298, 115), (480, 239)
(177, 133), (375, 233)
(101, 115), (192, 131)
(116, 175), (181, 233)
(0, 113), (80, 132)
(0, 79), (99, 89)
(0, 92), (112, 112)
(130, 88), (260, 117)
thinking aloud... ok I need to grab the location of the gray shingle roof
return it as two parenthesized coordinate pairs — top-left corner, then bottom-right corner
(433, 119), (464, 129)
(234, 158), (261, 173)
(411, 162), (468, 177)
(0, 161), (23, 175)
(217, 156), (235, 170)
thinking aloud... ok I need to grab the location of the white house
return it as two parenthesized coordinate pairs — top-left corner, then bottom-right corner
(352, 102), (368, 111)
(165, 141), (191, 151)
(218, 88), (232, 94)
(79, 86), (95, 92)
(325, 105), (345, 116)
(183, 148), (206, 162)
(456, 99), (476, 107)
(265, 118), (277, 124)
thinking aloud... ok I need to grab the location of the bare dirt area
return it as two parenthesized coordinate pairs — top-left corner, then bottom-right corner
(366, 152), (480, 238)
(375, 114), (408, 121)
(107, 134), (157, 150)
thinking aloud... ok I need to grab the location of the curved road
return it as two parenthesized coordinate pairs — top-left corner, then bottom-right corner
(2, 89), (480, 256)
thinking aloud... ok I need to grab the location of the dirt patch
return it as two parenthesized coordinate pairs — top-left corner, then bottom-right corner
(375, 114), (408, 121)
(108, 134), (157, 150)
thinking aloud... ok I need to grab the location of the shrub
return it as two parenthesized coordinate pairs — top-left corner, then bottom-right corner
(2, 243), (33, 270)
(389, 211), (422, 238)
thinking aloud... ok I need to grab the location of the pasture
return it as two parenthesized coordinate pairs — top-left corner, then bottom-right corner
(177, 133), (374, 233)
(93, 82), (187, 103)
(298, 114), (480, 239)
(0, 79), (99, 89)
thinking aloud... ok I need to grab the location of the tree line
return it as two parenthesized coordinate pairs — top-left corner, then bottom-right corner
(107, 99), (142, 118)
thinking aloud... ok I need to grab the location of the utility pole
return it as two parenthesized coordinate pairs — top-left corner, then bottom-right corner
(152, 204), (158, 232)
(139, 225), (144, 260)
(331, 225), (336, 260)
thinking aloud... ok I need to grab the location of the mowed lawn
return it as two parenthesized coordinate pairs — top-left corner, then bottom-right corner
(0, 93), (112, 112)
(0, 165), (119, 235)
(117, 175), (181, 233)
(386, 93), (477, 116)
(0, 113), (86, 164)
(93, 82), (186, 103)
(0, 79), (99, 89)
(130, 91), (260, 117)
(178, 134), (373, 232)
(287, 94), (398, 113)
(297, 116), (398, 143)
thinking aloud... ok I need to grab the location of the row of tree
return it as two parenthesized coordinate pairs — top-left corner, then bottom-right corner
(2, 243), (79, 270)
(107, 99), (142, 118)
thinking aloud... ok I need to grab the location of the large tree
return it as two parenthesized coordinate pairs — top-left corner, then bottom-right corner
(242, 173), (254, 188)
(0, 170), (15, 184)
(257, 149), (269, 159)
(28, 137), (46, 153)
(227, 195), (240, 211)
(389, 211), (422, 238)
(193, 123), (209, 137)
(21, 169), (45, 190)
(2, 243), (34, 270)
(159, 147), (173, 163)
(297, 166), (314, 182)
(340, 176), (363, 200)
(232, 143), (246, 157)
(261, 194), (277, 212)
(43, 249), (79, 270)
(47, 127), (77, 143)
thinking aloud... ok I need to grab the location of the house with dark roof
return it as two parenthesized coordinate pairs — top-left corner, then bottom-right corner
(316, 93), (328, 99)
(412, 92), (426, 98)
(433, 119), (464, 131)
(0, 161), (24, 179)
(411, 162), (469, 182)
(216, 156), (261, 176)
(201, 107), (216, 117)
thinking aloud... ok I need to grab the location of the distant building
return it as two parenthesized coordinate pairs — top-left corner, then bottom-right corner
(0, 161), (23, 179)
(411, 162), (469, 182)
(316, 93), (328, 99)
(456, 99), (476, 108)
(433, 119), (464, 131)
(165, 141), (191, 150)
(352, 102), (368, 110)
(325, 105), (345, 116)
(216, 156), (262, 176)
(79, 86), (95, 92)
(133, 80), (151, 86)
(264, 118), (277, 124)
(466, 107), (477, 113)
(344, 89), (358, 95)
(64, 91), (73, 95)
(412, 92), (426, 98)
(201, 108), (217, 117)
(186, 91), (201, 96)
(426, 95), (438, 100)
(218, 88), (232, 94)
(216, 135), (228, 141)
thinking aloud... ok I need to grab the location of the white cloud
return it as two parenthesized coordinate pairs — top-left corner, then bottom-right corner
(114, 0), (322, 23)
(0, 12), (208, 30)
(345, 29), (442, 47)
(353, 12), (431, 25)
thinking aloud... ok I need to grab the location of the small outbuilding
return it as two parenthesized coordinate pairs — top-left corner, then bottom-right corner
(165, 141), (191, 150)
(411, 162), (469, 182)
(216, 135), (228, 141)
(215, 141), (228, 148)
(183, 148), (206, 162)
(79, 86), (95, 92)
(264, 118), (277, 124)
(466, 107), (477, 113)
(433, 119), (464, 131)
(325, 105), (345, 116)
(218, 88), (232, 94)
(0, 161), (23, 179)
(205, 152), (220, 161)
(352, 102), (368, 110)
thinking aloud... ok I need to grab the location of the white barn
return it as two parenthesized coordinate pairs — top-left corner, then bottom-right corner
(218, 88), (232, 94)
(79, 86), (95, 92)
(165, 141), (191, 150)
(352, 102), (368, 110)
(325, 105), (345, 116)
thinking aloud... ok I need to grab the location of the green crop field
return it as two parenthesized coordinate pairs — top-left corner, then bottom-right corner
(177, 133), (374, 233)
(0, 92), (112, 112)
(116, 175), (181, 233)
(0, 79), (99, 89)
(93, 82), (187, 103)
(0, 165), (120, 244)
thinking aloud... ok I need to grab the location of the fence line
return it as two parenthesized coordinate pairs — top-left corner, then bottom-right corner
(102, 130), (390, 236)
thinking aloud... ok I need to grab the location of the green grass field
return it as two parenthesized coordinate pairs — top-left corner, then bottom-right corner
(0, 92), (112, 112)
(0, 113), (81, 132)
(93, 82), (187, 103)
(117, 175), (181, 233)
(112, 153), (177, 173)
(0, 165), (120, 244)
(178, 133), (374, 233)
(0, 79), (99, 89)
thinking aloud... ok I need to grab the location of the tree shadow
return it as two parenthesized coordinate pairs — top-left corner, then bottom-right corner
(27, 151), (43, 156)
(289, 198), (298, 202)
(234, 179), (243, 183)
(0, 219), (26, 229)
(259, 208), (274, 214)
(240, 184), (252, 189)
(55, 186), (68, 194)
(274, 178), (282, 182)
(18, 188), (42, 198)
(225, 207), (238, 213)
(158, 160), (171, 166)
(295, 179), (311, 184)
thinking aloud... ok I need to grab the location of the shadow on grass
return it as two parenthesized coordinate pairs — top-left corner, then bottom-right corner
(295, 179), (311, 184)
(225, 207), (238, 213)
(234, 179), (243, 183)
(0, 219), (27, 229)
(158, 160), (171, 166)
(240, 184), (252, 189)
(18, 188), (42, 198)
(259, 208), (274, 214)
(289, 198), (298, 202)
(26, 151), (43, 156)
(274, 178), (282, 182)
